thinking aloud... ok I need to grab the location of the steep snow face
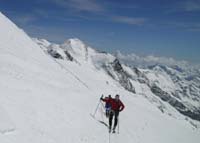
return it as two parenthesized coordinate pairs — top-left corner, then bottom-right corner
(0, 13), (61, 73)
(1, 12), (200, 143)
(0, 12), (97, 142)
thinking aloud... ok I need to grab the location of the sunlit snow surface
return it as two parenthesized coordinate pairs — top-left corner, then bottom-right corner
(0, 12), (200, 143)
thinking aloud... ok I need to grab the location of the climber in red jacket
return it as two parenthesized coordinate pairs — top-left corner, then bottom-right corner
(101, 94), (125, 133)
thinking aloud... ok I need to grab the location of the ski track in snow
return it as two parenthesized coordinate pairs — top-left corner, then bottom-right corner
(0, 105), (15, 134)
(53, 58), (89, 89)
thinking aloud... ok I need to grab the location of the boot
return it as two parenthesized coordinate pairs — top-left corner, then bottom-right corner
(112, 126), (116, 133)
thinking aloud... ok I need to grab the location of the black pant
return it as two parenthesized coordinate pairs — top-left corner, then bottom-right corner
(109, 110), (119, 129)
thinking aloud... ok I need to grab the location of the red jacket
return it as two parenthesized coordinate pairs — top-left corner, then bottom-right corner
(102, 98), (125, 112)
(110, 99), (125, 111)
(102, 97), (112, 107)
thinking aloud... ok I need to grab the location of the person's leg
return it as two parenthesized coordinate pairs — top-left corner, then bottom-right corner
(105, 108), (108, 117)
(113, 111), (119, 130)
(109, 110), (114, 129)
(106, 107), (111, 117)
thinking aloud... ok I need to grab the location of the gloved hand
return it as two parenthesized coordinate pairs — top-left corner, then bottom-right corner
(100, 95), (104, 100)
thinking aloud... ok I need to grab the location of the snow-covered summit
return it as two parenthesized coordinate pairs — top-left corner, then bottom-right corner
(34, 37), (116, 66)
(62, 38), (86, 52)
(60, 38), (90, 62)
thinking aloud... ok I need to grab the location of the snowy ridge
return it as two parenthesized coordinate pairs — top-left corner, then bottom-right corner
(1, 12), (200, 143)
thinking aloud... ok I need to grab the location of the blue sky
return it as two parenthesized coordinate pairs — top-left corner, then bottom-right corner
(1, 0), (200, 63)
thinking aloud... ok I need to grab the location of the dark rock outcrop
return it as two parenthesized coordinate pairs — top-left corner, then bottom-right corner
(64, 51), (73, 61)
(103, 59), (135, 93)
(151, 85), (200, 121)
(48, 49), (63, 59)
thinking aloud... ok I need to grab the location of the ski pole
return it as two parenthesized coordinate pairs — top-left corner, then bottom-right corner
(93, 100), (101, 117)
(92, 95), (103, 117)
(100, 101), (105, 122)
(109, 131), (111, 143)
(117, 116), (119, 134)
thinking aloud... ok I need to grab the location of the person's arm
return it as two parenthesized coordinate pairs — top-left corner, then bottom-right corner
(100, 95), (106, 102)
(119, 101), (125, 111)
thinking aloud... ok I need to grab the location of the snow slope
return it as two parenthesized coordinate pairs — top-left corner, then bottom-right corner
(0, 12), (200, 143)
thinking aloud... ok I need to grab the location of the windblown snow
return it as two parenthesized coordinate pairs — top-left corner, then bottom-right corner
(0, 12), (200, 143)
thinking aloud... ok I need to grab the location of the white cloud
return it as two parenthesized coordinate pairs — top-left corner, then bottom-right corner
(115, 51), (190, 68)
(169, 22), (200, 32)
(187, 23), (200, 31)
(11, 15), (37, 25)
(112, 16), (147, 25)
(181, 0), (200, 12)
(52, 0), (104, 12)
(46, 0), (148, 26)
(167, 0), (200, 13)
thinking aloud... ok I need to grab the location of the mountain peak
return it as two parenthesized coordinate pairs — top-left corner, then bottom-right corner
(68, 38), (83, 43)
(63, 38), (84, 46)
(60, 38), (89, 62)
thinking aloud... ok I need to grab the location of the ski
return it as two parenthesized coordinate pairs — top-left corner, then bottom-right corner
(98, 120), (109, 128)
(90, 113), (109, 128)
